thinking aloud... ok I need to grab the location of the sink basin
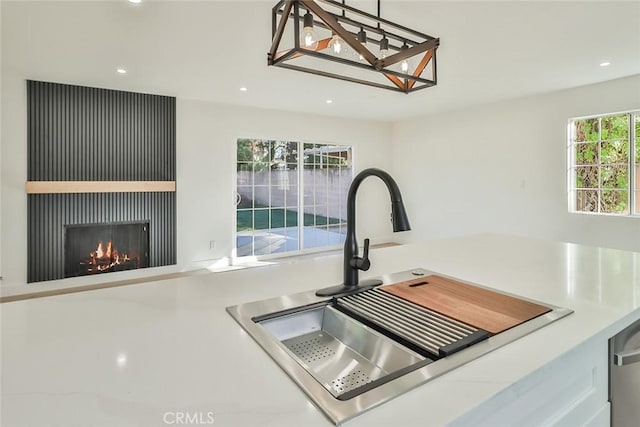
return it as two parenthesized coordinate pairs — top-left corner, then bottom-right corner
(259, 304), (430, 400)
(226, 269), (573, 424)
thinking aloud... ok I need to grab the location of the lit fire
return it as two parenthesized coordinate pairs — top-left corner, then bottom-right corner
(86, 240), (135, 273)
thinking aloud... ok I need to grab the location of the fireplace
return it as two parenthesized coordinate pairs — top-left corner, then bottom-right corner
(64, 222), (150, 278)
(26, 81), (176, 283)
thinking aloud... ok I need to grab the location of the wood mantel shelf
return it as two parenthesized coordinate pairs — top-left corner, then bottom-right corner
(25, 181), (176, 194)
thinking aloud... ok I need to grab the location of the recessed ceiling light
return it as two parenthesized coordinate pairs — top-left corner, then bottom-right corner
(116, 353), (128, 367)
(116, 68), (127, 74)
(128, 0), (142, 4)
(326, 99), (333, 104)
(239, 87), (248, 92)
(600, 61), (611, 67)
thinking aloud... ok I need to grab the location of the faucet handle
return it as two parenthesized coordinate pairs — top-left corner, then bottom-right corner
(351, 238), (371, 271)
(361, 238), (371, 270)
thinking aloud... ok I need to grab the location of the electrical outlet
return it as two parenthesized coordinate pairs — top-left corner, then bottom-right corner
(209, 240), (216, 250)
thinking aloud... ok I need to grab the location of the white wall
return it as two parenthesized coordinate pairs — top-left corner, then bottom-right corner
(0, 0), (3, 279)
(391, 75), (640, 252)
(176, 99), (394, 268)
(0, 74), (394, 287)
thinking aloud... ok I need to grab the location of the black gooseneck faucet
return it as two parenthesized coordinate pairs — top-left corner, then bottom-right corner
(316, 168), (411, 297)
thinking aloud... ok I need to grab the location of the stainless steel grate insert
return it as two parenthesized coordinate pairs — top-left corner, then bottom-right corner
(337, 288), (485, 356)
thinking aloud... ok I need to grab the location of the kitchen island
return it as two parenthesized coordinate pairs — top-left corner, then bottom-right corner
(2, 234), (639, 426)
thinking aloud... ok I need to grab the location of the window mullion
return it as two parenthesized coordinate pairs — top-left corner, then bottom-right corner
(250, 156), (256, 256)
(314, 148), (317, 230)
(325, 149), (329, 237)
(298, 141), (304, 250)
(631, 113), (637, 215)
(597, 116), (602, 213)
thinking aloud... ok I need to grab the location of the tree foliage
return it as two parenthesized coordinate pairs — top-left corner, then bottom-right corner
(237, 138), (298, 172)
(573, 114), (630, 214)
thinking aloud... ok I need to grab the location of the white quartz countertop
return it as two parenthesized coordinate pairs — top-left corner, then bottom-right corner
(2, 234), (640, 426)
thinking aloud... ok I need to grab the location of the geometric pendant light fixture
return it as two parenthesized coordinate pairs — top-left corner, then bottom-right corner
(268, 0), (440, 93)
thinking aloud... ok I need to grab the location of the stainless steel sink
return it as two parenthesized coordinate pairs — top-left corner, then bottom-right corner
(259, 304), (430, 400)
(226, 269), (573, 425)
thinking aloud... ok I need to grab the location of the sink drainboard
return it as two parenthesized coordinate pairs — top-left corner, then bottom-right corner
(337, 288), (490, 357)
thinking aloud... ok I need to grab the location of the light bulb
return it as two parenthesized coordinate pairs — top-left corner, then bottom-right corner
(329, 34), (347, 55)
(356, 28), (367, 61)
(302, 29), (318, 50)
(301, 12), (318, 50)
(400, 43), (409, 74)
(379, 36), (389, 60)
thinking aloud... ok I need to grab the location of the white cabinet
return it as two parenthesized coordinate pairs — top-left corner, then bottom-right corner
(449, 337), (609, 427)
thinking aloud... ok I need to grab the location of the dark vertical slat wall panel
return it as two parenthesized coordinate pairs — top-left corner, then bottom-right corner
(27, 193), (176, 283)
(27, 81), (177, 283)
(27, 81), (175, 181)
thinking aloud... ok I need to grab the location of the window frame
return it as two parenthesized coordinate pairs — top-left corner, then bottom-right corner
(233, 137), (354, 260)
(567, 110), (639, 217)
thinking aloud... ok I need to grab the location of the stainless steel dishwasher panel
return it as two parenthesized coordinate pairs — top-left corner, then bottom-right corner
(610, 318), (640, 427)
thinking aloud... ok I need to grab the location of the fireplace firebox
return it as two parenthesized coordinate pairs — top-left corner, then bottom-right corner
(64, 222), (150, 278)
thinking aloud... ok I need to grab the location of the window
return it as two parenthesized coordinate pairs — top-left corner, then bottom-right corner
(568, 111), (639, 216)
(235, 139), (352, 257)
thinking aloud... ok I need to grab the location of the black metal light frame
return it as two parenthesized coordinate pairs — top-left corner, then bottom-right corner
(268, 0), (439, 94)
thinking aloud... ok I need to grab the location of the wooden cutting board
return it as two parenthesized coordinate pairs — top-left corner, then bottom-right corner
(381, 275), (551, 335)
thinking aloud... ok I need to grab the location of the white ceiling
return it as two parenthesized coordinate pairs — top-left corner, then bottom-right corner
(2, 0), (639, 121)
